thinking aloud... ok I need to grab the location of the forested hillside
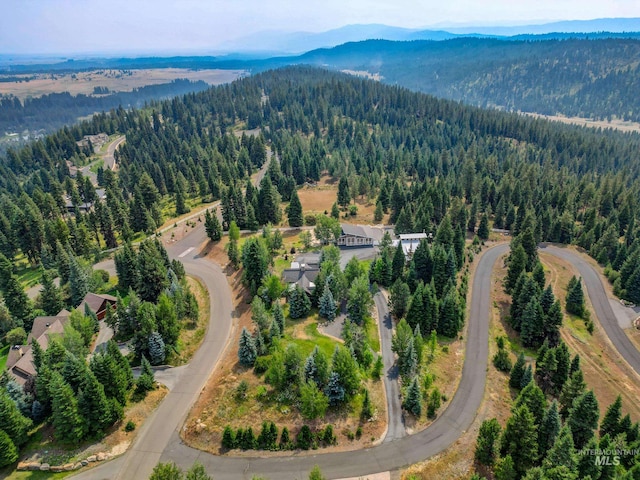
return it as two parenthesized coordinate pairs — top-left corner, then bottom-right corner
(292, 38), (640, 121)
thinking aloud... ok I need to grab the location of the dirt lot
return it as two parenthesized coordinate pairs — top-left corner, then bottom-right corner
(297, 175), (385, 225)
(0, 68), (244, 100)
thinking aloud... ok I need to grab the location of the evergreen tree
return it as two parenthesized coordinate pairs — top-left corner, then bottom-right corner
(114, 242), (139, 291)
(427, 387), (441, 418)
(136, 240), (169, 302)
(136, 355), (155, 395)
(542, 426), (577, 473)
(521, 298), (545, 348)
(50, 371), (85, 443)
(505, 244), (527, 293)
(287, 189), (303, 227)
(391, 243), (406, 280)
(78, 371), (112, 436)
(567, 390), (600, 449)
(257, 176), (281, 225)
(389, 279), (410, 319)
(331, 202), (340, 219)
(361, 388), (373, 420)
(346, 274), (373, 325)
(566, 276), (585, 317)
(475, 418), (502, 466)
(149, 462), (183, 480)
(238, 327), (257, 367)
(90, 352), (129, 406)
(515, 381), (547, 426)
(156, 293), (179, 348)
(494, 455), (516, 480)
(69, 255), (89, 307)
(186, 462), (211, 480)
(241, 237), (270, 296)
(319, 285), (336, 321)
(3, 275), (33, 330)
(374, 201), (384, 222)
(0, 390), (32, 447)
(148, 331), (166, 365)
(273, 302), (285, 333)
(403, 377), (422, 417)
(538, 400), (561, 453)
(500, 405), (538, 476)
(299, 381), (329, 420)
(337, 177), (350, 208)
(289, 285), (311, 319)
(0, 252), (12, 291)
(559, 369), (586, 419)
(438, 288), (463, 337)
(331, 346), (360, 395)
(600, 395), (623, 439)
(39, 269), (63, 315)
(324, 371), (346, 406)
(222, 425), (236, 449)
(204, 209), (222, 242)
(175, 184), (190, 215)
(477, 213), (490, 240)
(0, 429), (18, 468)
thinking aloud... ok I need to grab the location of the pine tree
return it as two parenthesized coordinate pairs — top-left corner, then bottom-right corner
(90, 352), (129, 406)
(505, 244), (527, 293)
(238, 328), (257, 367)
(515, 382), (547, 426)
(222, 425), (236, 449)
(273, 302), (285, 333)
(136, 355), (155, 395)
(566, 276), (585, 317)
(0, 252), (12, 291)
(521, 298), (545, 348)
(374, 201), (384, 222)
(186, 462), (211, 480)
(324, 372), (345, 406)
(241, 237), (270, 296)
(289, 285), (311, 319)
(403, 377), (422, 417)
(568, 390), (600, 449)
(538, 400), (561, 453)
(500, 405), (538, 476)
(337, 177), (350, 208)
(175, 185), (190, 215)
(78, 370), (112, 436)
(520, 364), (533, 388)
(559, 369), (586, 419)
(0, 429), (18, 468)
(39, 269), (63, 315)
(577, 436), (602, 480)
(149, 462), (183, 480)
(148, 331), (166, 365)
(204, 209), (222, 242)
(3, 275), (33, 330)
(115, 242), (139, 291)
(427, 387), (441, 418)
(477, 213), (490, 240)
(299, 381), (329, 420)
(287, 189), (303, 227)
(50, 371), (86, 443)
(542, 426), (577, 473)
(389, 279), (410, 320)
(69, 255), (89, 307)
(347, 274), (373, 325)
(475, 418), (501, 466)
(494, 455), (516, 480)
(600, 395), (623, 439)
(361, 388), (373, 420)
(136, 240), (169, 302)
(0, 390), (32, 447)
(319, 285), (337, 321)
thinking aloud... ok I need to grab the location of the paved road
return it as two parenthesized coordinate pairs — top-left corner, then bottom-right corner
(540, 244), (640, 375)
(104, 135), (126, 171)
(374, 292), (406, 442)
(74, 243), (504, 480)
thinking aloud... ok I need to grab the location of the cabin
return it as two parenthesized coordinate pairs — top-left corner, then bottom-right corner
(282, 253), (321, 295)
(78, 292), (117, 320)
(393, 232), (430, 260)
(6, 310), (71, 385)
(336, 224), (385, 248)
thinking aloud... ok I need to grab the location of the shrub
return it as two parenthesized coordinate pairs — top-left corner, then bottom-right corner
(304, 215), (317, 226)
(235, 380), (249, 400)
(125, 421), (136, 432)
(355, 426), (363, 439)
(253, 355), (271, 374)
(296, 425), (313, 449)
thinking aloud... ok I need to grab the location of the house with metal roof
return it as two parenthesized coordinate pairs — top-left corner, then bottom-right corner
(337, 224), (385, 247)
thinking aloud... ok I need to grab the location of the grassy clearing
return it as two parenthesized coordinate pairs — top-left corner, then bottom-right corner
(165, 276), (210, 366)
(3, 470), (71, 480)
(0, 344), (10, 371)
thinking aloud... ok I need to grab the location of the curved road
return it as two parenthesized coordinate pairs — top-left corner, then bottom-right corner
(72, 240), (640, 479)
(75, 241), (504, 480)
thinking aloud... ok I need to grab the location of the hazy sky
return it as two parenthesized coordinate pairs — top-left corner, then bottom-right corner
(1, 0), (639, 55)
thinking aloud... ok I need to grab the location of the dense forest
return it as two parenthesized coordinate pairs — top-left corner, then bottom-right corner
(0, 78), (210, 142)
(287, 38), (640, 122)
(1, 66), (640, 470)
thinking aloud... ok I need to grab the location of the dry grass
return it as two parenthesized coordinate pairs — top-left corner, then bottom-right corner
(0, 69), (244, 100)
(297, 175), (386, 225)
(524, 112), (640, 134)
(165, 276), (210, 366)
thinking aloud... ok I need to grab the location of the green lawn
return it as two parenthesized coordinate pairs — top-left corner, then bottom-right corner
(0, 344), (10, 371)
(1, 470), (71, 480)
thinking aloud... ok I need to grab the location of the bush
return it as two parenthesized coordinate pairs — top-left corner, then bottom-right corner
(296, 425), (313, 449)
(253, 356), (270, 374)
(322, 425), (336, 445)
(355, 426), (363, 439)
(235, 380), (249, 400)
(349, 205), (358, 216)
(125, 421), (136, 432)
(304, 215), (317, 226)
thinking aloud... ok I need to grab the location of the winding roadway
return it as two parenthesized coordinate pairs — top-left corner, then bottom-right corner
(71, 238), (640, 479)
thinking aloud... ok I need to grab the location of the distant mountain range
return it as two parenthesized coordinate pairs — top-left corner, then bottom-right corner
(219, 18), (640, 53)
